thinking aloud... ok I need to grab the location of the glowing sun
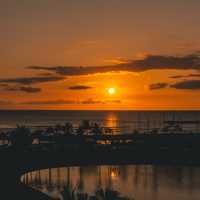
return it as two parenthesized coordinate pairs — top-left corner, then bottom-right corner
(108, 87), (116, 95)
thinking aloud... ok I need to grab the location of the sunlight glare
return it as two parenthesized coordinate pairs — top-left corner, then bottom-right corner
(108, 87), (116, 95)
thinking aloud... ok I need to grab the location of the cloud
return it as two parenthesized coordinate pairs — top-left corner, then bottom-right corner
(0, 75), (65, 93)
(22, 99), (77, 105)
(187, 74), (200, 78)
(4, 86), (41, 93)
(149, 83), (168, 90)
(170, 80), (200, 90)
(0, 76), (65, 85)
(27, 53), (200, 76)
(81, 99), (121, 104)
(36, 72), (56, 76)
(0, 83), (42, 93)
(22, 99), (121, 105)
(0, 83), (9, 87)
(103, 58), (129, 64)
(68, 85), (93, 90)
(149, 79), (200, 90)
(81, 99), (103, 104)
(169, 73), (200, 79)
(169, 75), (185, 79)
(105, 100), (121, 103)
(0, 100), (13, 105)
(28, 65), (126, 76)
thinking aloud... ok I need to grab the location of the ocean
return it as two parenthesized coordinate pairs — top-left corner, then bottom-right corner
(0, 110), (200, 133)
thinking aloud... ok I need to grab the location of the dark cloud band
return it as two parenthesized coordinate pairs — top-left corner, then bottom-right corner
(169, 73), (200, 79)
(149, 83), (168, 90)
(0, 76), (65, 85)
(4, 86), (41, 93)
(68, 85), (93, 90)
(22, 99), (121, 105)
(171, 80), (200, 90)
(150, 79), (200, 90)
(28, 53), (200, 76)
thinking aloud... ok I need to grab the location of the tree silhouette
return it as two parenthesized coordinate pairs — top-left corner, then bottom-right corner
(10, 125), (32, 149)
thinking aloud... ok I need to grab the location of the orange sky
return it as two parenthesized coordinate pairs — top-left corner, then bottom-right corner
(1, 1), (200, 110)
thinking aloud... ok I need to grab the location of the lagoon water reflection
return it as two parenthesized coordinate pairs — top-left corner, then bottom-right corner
(21, 165), (200, 200)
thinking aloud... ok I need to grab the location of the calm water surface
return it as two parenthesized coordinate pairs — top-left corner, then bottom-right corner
(22, 165), (200, 200)
(0, 110), (200, 133)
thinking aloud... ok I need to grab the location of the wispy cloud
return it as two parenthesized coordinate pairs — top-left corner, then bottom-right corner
(28, 53), (200, 76)
(3, 86), (41, 93)
(149, 79), (200, 90)
(68, 85), (93, 90)
(169, 75), (185, 79)
(22, 99), (77, 105)
(169, 73), (200, 79)
(0, 75), (65, 93)
(170, 80), (200, 90)
(149, 83), (168, 90)
(22, 99), (121, 105)
(103, 58), (129, 65)
(0, 100), (14, 105)
(81, 99), (121, 104)
(0, 76), (65, 85)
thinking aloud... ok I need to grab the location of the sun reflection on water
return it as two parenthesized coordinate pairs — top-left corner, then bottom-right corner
(105, 112), (119, 134)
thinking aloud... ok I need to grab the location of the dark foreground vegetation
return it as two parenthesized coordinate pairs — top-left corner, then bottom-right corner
(60, 187), (132, 200)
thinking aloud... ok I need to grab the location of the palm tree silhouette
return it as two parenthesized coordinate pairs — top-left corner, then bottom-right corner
(10, 125), (32, 149)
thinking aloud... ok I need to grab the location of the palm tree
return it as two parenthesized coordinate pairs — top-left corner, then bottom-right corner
(64, 122), (73, 135)
(10, 125), (32, 149)
(92, 123), (103, 135)
(81, 120), (91, 129)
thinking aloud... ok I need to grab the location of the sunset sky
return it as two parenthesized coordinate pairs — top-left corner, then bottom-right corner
(1, 0), (200, 110)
